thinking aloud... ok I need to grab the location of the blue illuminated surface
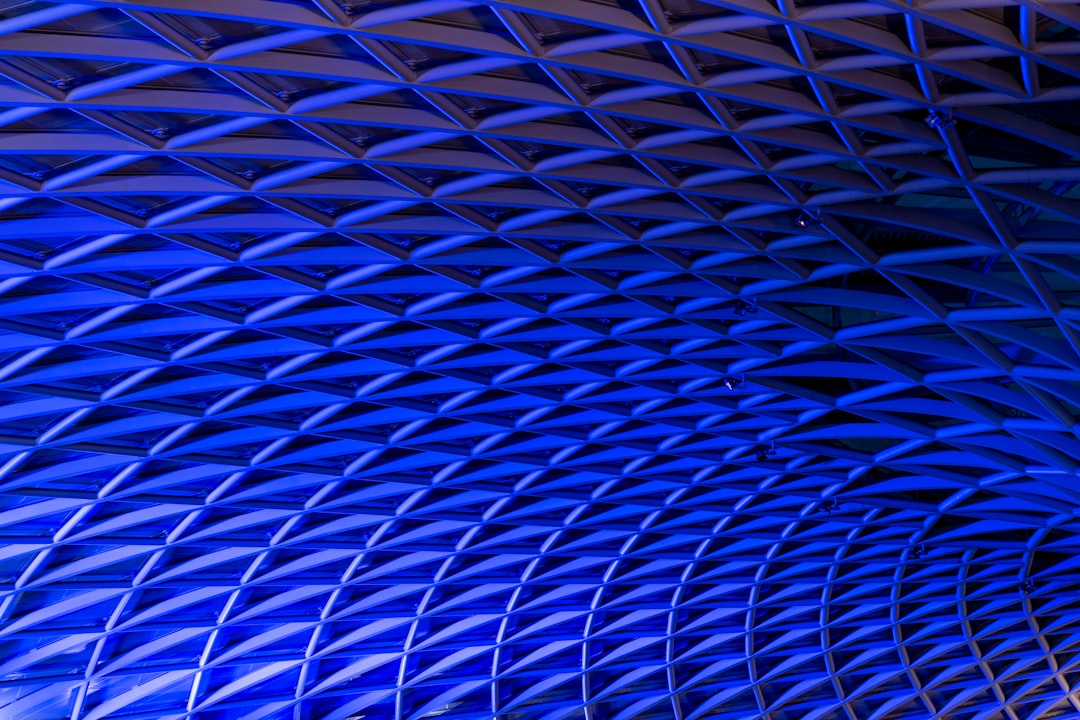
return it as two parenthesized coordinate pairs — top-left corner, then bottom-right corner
(0, 1), (1079, 719)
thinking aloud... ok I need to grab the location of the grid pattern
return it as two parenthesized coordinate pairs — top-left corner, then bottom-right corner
(2, 0), (1080, 719)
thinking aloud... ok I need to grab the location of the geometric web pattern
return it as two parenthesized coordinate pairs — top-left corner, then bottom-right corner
(2, 1), (1080, 719)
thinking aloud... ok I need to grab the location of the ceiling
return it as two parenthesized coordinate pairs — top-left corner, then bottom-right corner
(2, 0), (1080, 719)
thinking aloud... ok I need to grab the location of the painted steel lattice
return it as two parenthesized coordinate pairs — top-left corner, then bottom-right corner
(1, 0), (1080, 718)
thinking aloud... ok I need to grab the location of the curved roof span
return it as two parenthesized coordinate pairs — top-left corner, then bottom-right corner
(2, 1), (1080, 719)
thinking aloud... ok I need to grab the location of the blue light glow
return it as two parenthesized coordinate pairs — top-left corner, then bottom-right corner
(0, 1), (1077, 719)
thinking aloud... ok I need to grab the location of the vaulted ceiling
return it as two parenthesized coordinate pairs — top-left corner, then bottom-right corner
(3, 1), (1080, 719)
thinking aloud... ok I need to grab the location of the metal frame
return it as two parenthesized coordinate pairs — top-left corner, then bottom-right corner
(0, 0), (1079, 718)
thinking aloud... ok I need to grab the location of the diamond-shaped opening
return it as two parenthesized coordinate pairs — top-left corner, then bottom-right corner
(102, 327), (209, 357)
(923, 21), (980, 50)
(517, 12), (607, 46)
(560, 180), (624, 200)
(233, 405), (329, 432)
(718, 95), (778, 122)
(518, 114), (603, 148)
(659, 0), (735, 23)
(474, 62), (569, 94)
(805, 30), (875, 61)
(102, 305), (208, 339)
(565, 68), (638, 97)
(502, 139), (575, 164)
(252, 231), (369, 260)
(824, 82), (890, 110)
(756, 141), (806, 163)
(96, 629), (206, 672)
(852, 125), (908, 148)
(0, 153), (102, 182)
(466, 204), (534, 222)
(151, 11), (293, 51)
(984, 56), (1026, 88)
(6, 449), (113, 493)
(3, 272), (83, 306)
(0, 508), (73, 543)
(421, 134), (503, 157)
(238, 71), (354, 104)
(66, 406), (177, 445)
(687, 47), (760, 77)
(321, 121), (411, 149)
(0, 231), (89, 262)
(0, 108), (104, 134)
(725, 24), (798, 58)
(348, 87), (435, 113)
(2, 56), (148, 90)
(91, 194), (196, 220)
(604, 41), (685, 76)
(459, 178), (548, 209)
(276, 32), (379, 64)
(18, 342), (118, 380)
(145, 384), (236, 417)
(288, 196), (371, 218)
(881, 62), (928, 93)
(609, 214), (668, 232)
(3, 306), (99, 334)
(440, 91), (533, 120)
(0, 408), (76, 440)
(98, 156), (207, 178)
(199, 155), (304, 182)
(24, 6), (159, 40)
(203, 296), (305, 327)
(107, 109), (224, 141)
(611, 115), (676, 141)
(363, 232), (425, 251)
(163, 420), (256, 455)
(128, 67), (242, 93)
(356, 265), (465, 294)
(934, 70), (996, 96)
(397, 165), (469, 188)
(183, 196), (283, 217)
(583, 0), (654, 23)
(40, 367), (136, 396)
(417, 6), (518, 39)
(176, 231), (277, 254)
(384, 39), (480, 71)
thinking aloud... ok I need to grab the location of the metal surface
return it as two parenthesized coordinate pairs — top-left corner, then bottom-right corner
(0, 0), (1080, 718)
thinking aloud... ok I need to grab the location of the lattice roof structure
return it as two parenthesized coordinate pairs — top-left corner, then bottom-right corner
(2, 0), (1080, 719)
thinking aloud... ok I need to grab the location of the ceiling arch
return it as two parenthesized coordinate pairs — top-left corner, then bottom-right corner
(1, 0), (1080, 719)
